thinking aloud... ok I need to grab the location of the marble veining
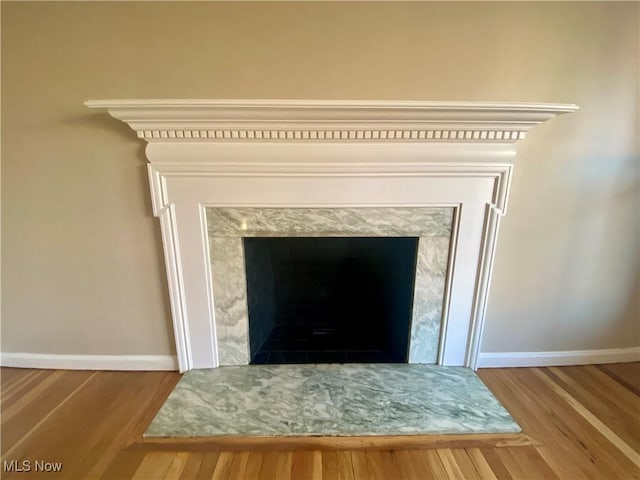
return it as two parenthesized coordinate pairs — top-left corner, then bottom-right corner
(206, 207), (453, 237)
(206, 207), (453, 366)
(409, 236), (450, 363)
(145, 364), (521, 437)
(208, 237), (250, 365)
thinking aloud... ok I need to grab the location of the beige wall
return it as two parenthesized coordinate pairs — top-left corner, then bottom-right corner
(2, 2), (638, 357)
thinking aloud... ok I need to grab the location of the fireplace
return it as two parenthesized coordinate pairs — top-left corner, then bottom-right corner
(85, 99), (578, 371)
(244, 236), (418, 364)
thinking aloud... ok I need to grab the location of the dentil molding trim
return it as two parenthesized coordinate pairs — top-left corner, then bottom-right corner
(85, 99), (578, 143)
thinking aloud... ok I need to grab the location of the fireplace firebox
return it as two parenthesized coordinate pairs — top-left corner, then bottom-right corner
(244, 237), (419, 364)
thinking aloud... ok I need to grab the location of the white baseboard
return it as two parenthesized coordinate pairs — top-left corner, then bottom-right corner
(0, 353), (178, 371)
(3, 349), (637, 370)
(477, 347), (640, 368)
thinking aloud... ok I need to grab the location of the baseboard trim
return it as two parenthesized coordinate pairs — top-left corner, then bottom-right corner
(0, 353), (178, 371)
(3, 349), (637, 371)
(477, 347), (640, 368)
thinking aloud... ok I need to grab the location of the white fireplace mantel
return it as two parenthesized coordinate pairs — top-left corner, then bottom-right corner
(86, 100), (578, 372)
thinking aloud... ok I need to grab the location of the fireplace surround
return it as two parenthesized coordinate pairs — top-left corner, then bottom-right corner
(206, 206), (453, 366)
(86, 100), (578, 372)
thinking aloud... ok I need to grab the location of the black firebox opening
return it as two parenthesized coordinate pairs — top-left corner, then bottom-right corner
(243, 237), (418, 365)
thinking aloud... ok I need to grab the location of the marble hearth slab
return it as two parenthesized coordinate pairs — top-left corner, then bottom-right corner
(145, 364), (520, 437)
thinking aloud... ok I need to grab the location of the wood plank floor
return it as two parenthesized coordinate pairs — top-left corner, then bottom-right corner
(1, 363), (638, 479)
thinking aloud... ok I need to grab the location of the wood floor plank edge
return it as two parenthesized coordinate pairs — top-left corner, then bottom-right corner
(128, 432), (540, 451)
(595, 364), (640, 396)
(1, 371), (99, 459)
(531, 367), (640, 469)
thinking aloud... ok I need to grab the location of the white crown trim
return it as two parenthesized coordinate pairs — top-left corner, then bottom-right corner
(85, 99), (578, 144)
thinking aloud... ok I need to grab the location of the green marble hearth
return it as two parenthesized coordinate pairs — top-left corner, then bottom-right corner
(145, 364), (521, 437)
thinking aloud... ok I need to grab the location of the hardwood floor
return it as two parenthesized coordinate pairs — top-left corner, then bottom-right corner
(1, 363), (638, 479)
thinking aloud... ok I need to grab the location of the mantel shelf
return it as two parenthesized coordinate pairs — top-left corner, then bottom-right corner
(85, 99), (578, 143)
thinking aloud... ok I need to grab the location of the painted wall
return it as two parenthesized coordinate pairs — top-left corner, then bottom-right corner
(2, 2), (638, 358)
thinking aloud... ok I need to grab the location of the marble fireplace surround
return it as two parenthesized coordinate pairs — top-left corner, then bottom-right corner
(86, 100), (578, 372)
(207, 206), (453, 366)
